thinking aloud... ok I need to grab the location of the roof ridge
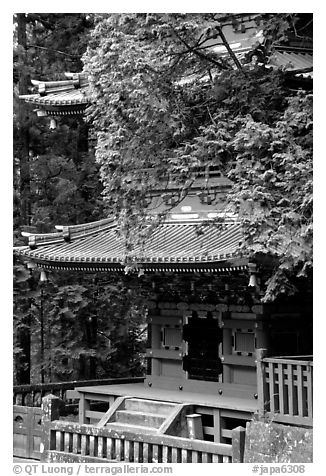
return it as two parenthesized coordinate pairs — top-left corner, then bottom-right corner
(21, 218), (115, 249)
(56, 217), (115, 232)
(62, 218), (117, 240)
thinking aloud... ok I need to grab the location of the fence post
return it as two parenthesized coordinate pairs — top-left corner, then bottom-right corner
(186, 414), (204, 440)
(232, 426), (246, 463)
(256, 348), (268, 415)
(40, 394), (64, 462)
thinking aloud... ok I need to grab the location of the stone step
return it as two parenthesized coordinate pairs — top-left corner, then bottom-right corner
(105, 422), (159, 434)
(124, 398), (176, 416)
(115, 410), (166, 428)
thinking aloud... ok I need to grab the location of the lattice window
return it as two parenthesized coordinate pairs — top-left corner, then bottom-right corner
(233, 331), (255, 355)
(162, 327), (182, 349)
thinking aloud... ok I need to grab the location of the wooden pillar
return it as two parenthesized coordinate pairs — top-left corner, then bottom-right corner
(231, 426), (246, 463)
(212, 408), (223, 443)
(186, 414), (204, 440)
(222, 328), (232, 383)
(256, 348), (268, 415)
(79, 393), (90, 424)
(40, 394), (64, 462)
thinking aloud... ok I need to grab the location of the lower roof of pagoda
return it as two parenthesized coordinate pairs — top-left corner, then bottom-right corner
(14, 216), (248, 273)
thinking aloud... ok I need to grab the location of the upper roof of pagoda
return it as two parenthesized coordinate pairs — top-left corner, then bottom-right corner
(19, 72), (90, 116)
(19, 45), (312, 116)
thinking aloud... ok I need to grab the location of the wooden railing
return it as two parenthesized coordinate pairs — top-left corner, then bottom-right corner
(44, 424), (235, 463)
(41, 396), (246, 463)
(13, 377), (144, 460)
(14, 377), (144, 407)
(256, 349), (313, 426)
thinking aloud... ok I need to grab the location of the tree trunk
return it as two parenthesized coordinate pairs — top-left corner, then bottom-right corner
(17, 13), (32, 226)
(15, 13), (31, 384)
(15, 313), (31, 384)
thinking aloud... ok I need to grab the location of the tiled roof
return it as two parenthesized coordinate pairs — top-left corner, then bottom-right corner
(14, 216), (247, 273)
(267, 50), (313, 78)
(20, 88), (89, 106)
(19, 73), (91, 113)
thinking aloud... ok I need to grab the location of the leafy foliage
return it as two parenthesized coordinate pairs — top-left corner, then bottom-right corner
(83, 13), (313, 300)
(227, 91), (312, 299)
(14, 263), (147, 384)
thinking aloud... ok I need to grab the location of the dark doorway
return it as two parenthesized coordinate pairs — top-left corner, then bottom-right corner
(182, 311), (223, 381)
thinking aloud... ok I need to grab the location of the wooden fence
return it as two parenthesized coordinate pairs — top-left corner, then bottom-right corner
(13, 377), (144, 459)
(256, 350), (313, 426)
(14, 405), (42, 459)
(41, 395), (246, 463)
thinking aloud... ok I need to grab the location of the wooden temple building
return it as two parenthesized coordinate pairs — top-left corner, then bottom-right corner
(13, 42), (313, 463)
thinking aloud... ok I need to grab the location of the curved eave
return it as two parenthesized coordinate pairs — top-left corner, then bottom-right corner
(19, 89), (91, 110)
(14, 219), (247, 273)
(14, 252), (249, 274)
(20, 97), (90, 107)
(38, 107), (87, 116)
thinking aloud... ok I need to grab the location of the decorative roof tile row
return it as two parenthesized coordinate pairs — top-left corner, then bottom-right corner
(20, 88), (90, 106)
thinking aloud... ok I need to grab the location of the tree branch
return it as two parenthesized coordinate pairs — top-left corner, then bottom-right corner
(291, 19), (313, 41)
(207, 106), (216, 125)
(215, 24), (246, 75)
(96, 330), (112, 341)
(171, 27), (229, 71)
(27, 44), (82, 58)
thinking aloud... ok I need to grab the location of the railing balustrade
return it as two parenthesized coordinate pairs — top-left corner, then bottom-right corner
(14, 354), (314, 463)
(256, 349), (313, 426)
(44, 423), (235, 463)
(39, 395), (245, 463)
